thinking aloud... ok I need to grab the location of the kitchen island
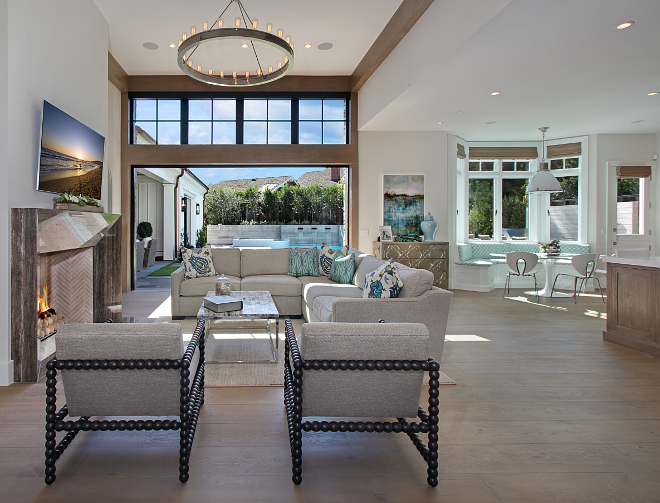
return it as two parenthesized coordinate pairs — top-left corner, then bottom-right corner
(602, 255), (660, 356)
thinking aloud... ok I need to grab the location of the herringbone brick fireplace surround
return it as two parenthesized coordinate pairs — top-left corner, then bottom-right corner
(11, 209), (122, 382)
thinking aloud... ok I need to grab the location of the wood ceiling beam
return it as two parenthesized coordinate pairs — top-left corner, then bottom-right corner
(108, 52), (129, 92)
(350, 0), (435, 92)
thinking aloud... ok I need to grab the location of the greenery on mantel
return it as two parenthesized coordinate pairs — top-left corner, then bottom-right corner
(53, 193), (100, 207)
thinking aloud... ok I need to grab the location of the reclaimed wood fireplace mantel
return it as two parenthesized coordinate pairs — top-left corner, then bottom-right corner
(11, 208), (122, 382)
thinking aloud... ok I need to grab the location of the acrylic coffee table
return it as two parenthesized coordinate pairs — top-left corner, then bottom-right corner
(197, 291), (279, 363)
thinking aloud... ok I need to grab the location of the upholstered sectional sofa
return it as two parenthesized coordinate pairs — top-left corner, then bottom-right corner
(171, 246), (453, 363)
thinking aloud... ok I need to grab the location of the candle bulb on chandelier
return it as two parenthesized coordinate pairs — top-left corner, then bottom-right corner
(178, 40), (182, 47)
(284, 56), (288, 64)
(191, 26), (196, 35)
(218, 18), (223, 28)
(232, 71), (237, 78)
(285, 35), (291, 44)
(278, 61), (282, 69)
(220, 71), (224, 78)
(235, 18), (241, 27)
(252, 19), (258, 29)
(268, 66), (273, 73)
(266, 23), (272, 32)
(203, 20), (209, 30)
(197, 64), (202, 72)
(208, 68), (213, 75)
(188, 59), (193, 67)
(182, 32), (187, 41)
(245, 71), (250, 78)
(257, 69), (262, 76)
(277, 28), (283, 38)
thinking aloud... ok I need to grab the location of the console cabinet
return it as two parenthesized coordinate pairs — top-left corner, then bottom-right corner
(373, 241), (449, 290)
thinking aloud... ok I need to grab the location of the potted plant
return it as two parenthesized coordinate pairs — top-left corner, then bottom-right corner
(539, 239), (561, 255)
(137, 221), (153, 240)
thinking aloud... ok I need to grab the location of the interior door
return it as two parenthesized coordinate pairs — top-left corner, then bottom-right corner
(607, 162), (654, 255)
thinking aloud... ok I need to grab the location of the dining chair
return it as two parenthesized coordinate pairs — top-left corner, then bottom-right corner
(503, 252), (538, 300)
(550, 253), (604, 304)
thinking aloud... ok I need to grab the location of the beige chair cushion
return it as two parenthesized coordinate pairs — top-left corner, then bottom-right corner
(311, 295), (340, 322)
(211, 247), (242, 277)
(241, 248), (290, 277)
(180, 275), (241, 297)
(395, 262), (434, 298)
(240, 275), (302, 297)
(300, 322), (429, 417)
(302, 280), (363, 306)
(56, 323), (189, 417)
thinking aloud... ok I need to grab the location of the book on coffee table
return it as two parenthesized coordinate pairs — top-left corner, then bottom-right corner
(202, 295), (243, 313)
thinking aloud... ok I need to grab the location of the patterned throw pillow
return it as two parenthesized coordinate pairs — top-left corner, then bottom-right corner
(363, 259), (404, 298)
(288, 247), (320, 277)
(181, 245), (217, 279)
(318, 243), (349, 276)
(329, 251), (355, 284)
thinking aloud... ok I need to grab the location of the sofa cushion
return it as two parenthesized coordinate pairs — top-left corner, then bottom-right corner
(312, 295), (340, 322)
(240, 275), (303, 297)
(288, 247), (320, 277)
(181, 245), (217, 279)
(353, 255), (387, 289)
(394, 263), (434, 298)
(241, 248), (290, 277)
(363, 259), (403, 298)
(302, 280), (363, 306)
(347, 248), (368, 271)
(319, 244), (349, 276)
(329, 252), (355, 284)
(210, 247), (241, 277)
(180, 275), (241, 297)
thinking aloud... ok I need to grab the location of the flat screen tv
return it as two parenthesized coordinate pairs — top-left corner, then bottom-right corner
(37, 100), (105, 200)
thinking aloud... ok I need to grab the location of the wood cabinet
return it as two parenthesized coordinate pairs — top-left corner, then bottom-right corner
(373, 241), (449, 290)
(603, 262), (660, 356)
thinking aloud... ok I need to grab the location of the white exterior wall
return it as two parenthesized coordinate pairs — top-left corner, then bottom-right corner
(1, 0), (109, 385)
(136, 180), (165, 257)
(357, 131), (449, 253)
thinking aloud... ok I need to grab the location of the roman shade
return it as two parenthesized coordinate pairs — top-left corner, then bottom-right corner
(457, 144), (466, 159)
(468, 147), (537, 160)
(546, 142), (581, 159)
(616, 165), (652, 179)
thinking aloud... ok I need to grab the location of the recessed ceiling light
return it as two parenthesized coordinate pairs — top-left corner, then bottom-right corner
(142, 42), (158, 50)
(304, 43), (312, 49)
(455, 111), (462, 114)
(169, 43), (176, 48)
(317, 42), (333, 50)
(438, 122), (443, 125)
(241, 43), (249, 48)
(491, 91), (501, 96)
(486, 121), (497, 124)
(631, 119), (644, 123)
(648, 92), (659, 96)
(616, 21), (634, 29)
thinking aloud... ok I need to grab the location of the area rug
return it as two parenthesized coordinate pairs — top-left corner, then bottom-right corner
(157, 316), (457, 387)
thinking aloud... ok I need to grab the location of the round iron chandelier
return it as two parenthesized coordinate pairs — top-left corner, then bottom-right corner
(176, 0), (294, 87)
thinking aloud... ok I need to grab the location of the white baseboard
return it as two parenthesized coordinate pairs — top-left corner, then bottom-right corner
(0, 360), (14, 386)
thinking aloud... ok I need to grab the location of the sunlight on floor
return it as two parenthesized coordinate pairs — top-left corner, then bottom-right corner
(584, 309), (607, 319)
(445, 334), (491, 342)
(504, 295), (568, 311)
(148, 296), (172, 318)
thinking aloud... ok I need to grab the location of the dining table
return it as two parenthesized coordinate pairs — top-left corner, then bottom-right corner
(492, 252), (576, 298)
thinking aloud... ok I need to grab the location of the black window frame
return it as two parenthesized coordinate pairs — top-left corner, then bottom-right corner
(128, 92), (351, 145)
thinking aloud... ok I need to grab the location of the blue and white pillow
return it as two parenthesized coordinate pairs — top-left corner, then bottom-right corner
(363, 259), (403, 298)
(181, 245), (217, 279)
(329, 251), (355, 284)
(288, 247), (320, 277)
(319, 243), (349, 276)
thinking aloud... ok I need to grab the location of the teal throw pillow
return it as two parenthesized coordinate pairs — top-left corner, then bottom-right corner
(288, 247), (320, 277)
(329, 251), (355, 284)
(318, 243), (349, 276)
(181, 244), (217, 280)
(363, 259), (403, 298)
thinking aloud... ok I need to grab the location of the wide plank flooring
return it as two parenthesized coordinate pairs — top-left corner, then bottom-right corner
(2, 289), (660, 502)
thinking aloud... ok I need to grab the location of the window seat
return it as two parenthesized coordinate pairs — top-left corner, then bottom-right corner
(453, 242), (591, 292)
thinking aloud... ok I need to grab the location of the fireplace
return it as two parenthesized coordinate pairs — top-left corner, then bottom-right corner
(11, 209), (122, 382)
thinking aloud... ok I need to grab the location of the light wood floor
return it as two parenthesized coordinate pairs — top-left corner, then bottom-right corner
(3, 289), (660, 502)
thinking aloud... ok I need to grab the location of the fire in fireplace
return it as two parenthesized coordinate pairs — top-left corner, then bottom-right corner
(37, 283), (68, 340)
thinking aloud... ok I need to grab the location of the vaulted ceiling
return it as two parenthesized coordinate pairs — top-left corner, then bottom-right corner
(94, 0), (660, 140)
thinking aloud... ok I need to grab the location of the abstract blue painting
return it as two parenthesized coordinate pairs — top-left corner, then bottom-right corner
(383, 175), (424, 239)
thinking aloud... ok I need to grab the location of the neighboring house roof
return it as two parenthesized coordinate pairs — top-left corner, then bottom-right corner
(212, 175), (296, 191)
(296, 167), (345, 187)
(134, 125), (156, 145)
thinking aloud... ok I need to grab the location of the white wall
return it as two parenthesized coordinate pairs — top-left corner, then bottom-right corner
(1, 0), (109, 385)
(107, 84), (122, 214)
(357, 131), (449, 252)
(589, 134), (656, 254)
